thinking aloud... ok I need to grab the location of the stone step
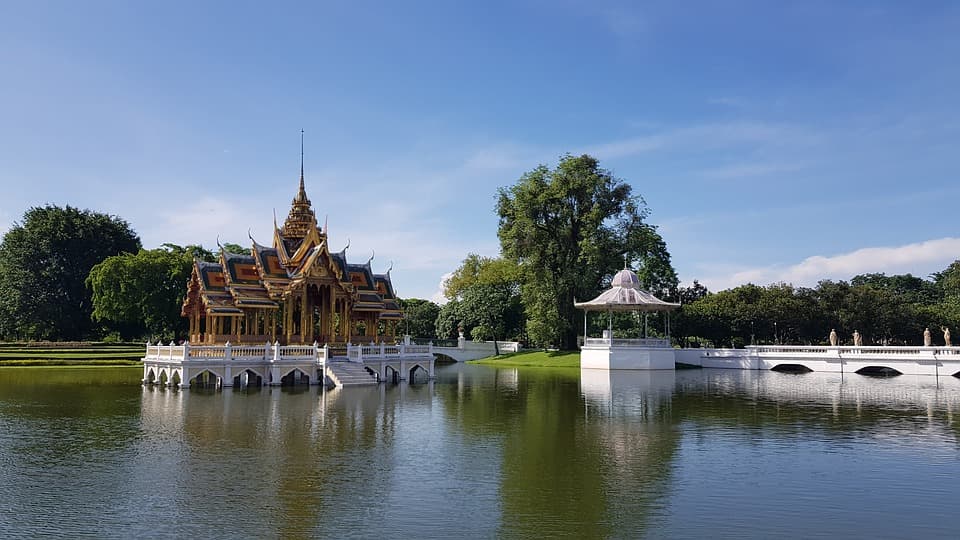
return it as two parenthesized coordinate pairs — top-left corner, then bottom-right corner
(325, 361), (378, 387)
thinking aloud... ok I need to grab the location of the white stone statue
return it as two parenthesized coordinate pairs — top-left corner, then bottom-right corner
(829, 329), (838, 346)
(853, 330), (862, 347)
(944, 327), (952, 347)
(924, 327), (932, 347)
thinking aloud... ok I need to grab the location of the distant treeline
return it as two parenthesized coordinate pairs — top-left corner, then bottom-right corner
(3, 188), (958, 349)
(671, 268), (960, 348)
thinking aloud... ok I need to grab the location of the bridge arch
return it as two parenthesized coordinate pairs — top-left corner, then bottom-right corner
(771, 364), (813, 373)
(363, 366), (381, 383)
(855, 366), (902, 377)
(191, 369), (223, 389)
(170, 370), (182, 387)
(158, 368), (169, 386)
(145, 368), (156, 384)
(409, 364), (429, 384)
(233, 368), (264, 388)
(280, 368), (310, 386)
(384, 365), (400, 384)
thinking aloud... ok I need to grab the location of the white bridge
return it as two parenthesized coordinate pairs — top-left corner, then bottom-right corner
(431, 337), (521, 362)
(674, 345), (960, 377)
(142, 339), (436, 389)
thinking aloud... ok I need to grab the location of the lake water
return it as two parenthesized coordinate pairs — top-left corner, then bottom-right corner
(1, 364), (959, 539)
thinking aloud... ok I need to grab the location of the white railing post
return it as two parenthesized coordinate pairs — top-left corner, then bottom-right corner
(322, 343), (329, 365)
(380, 342), (385, 358)
(273, 340), (280, 363)
(168, 341), (175, 361)
(225, 341), (232, 362)
(183, 341), (190, 361)
(429, 341), (434, 355)
(264, 342), (270, 361)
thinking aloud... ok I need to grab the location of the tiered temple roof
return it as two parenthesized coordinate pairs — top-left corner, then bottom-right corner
(181, 155), (403, 344)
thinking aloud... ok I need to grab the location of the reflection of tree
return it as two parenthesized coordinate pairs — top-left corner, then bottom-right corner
(436, 366), (683, 538)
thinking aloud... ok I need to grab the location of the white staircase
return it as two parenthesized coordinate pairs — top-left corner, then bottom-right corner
(325, 359), (379, 386)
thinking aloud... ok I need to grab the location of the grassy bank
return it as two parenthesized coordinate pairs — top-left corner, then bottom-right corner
(0, 342), (144, 365)
(0, 359), (143, 367)
(470, 350), (580, 368)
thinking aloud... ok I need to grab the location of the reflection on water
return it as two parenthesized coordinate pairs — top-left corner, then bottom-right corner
(1, 366), (959, 538)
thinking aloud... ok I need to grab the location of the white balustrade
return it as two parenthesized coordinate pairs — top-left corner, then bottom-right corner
(583, 337), (671, 348)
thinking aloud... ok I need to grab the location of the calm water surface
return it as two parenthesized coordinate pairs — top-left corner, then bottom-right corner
(1, 364), (959, 539)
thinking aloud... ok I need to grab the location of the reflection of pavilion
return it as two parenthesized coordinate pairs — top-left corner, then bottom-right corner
(576, 267), (680, 370)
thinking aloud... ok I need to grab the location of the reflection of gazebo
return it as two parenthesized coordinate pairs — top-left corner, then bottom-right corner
(575, 268), (680, 370)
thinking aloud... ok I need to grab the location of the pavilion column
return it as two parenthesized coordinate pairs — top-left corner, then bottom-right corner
(327, 287), (333, 342)
(304, 287), (311, 344)
(283, 299), (291, 344)
(270, 309), (277, 341)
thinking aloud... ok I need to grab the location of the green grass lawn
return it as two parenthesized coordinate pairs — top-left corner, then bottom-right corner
(0, 343), (145, 365)
(469, 350), (580, 367)
(0, 359), (143, 366)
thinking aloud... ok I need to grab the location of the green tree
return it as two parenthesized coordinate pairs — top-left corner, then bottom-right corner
(443, 253), (520, 300)
(435, 299), (463, 340)
(0, 205), (141, 341)
(221, 242), (249, 256)
(398, 298), (441, 339)
(87, 246), (198, 341)
(497, 154), (677, 349)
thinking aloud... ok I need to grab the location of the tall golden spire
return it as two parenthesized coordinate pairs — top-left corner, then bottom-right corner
(281, 129), (318, 240)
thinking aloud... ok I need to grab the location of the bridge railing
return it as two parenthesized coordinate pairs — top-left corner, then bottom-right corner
(583, 337), (671, 349)
(344, 342), (434, 362)
(144, 341), (327, 364)
(749, 345), (960, 356)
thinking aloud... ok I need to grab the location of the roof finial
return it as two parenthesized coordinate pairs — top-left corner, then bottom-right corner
(624, 254), (629, 270)
(367, 249), (375, 266)
(298, 129), (306, 196)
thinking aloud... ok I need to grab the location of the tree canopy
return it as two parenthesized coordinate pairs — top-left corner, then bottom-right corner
(87, 245), (205, 341)
(497, 154), (677, 349)
(436, 254), (525, 345)
(0, 205), (141, 341)
(677, 267), (960, 348)
(397, 298), (441, 339)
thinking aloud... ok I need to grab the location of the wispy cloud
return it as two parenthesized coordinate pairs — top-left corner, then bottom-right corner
(699, 237), (960, 291)
(582, 121), (814, 160)
(698, 161), (804, 180)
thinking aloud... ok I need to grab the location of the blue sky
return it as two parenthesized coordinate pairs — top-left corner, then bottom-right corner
(1, 1), (959, 301)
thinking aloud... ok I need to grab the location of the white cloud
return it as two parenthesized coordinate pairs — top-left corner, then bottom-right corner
(430, 272), (454, 305)
(699, 237), (960, 291)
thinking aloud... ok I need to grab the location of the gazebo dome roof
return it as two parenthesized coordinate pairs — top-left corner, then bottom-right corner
(611, 268), (641, 289)
(574, 267), (680, 313)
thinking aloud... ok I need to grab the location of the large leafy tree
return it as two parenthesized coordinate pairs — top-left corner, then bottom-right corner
(497, 154), (677, 349)
(0, 205), (141, 341)
(397, 298), (441, 339)
(87, 245), (203, 341)
(439, 254), (525, 345)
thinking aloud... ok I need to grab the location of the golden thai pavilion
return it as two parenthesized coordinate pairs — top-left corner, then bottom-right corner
(181, 166), (403, 345)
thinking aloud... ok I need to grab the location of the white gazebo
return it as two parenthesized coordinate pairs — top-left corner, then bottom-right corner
(575, 267), (680, 370)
